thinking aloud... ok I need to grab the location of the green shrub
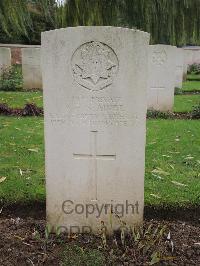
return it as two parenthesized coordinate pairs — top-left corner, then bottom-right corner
(174, 87), (183, 95)
(188, 63), (200, 74)
(191, 104), (200, 119)
(147, 109), (173, 119)
(0, 65), (23, 91)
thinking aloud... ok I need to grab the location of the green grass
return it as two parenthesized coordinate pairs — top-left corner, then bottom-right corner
(174, 95), (200, 112)
(182, 80), (200, 91)
(145, 119), (200, 207)
(183, 73), (200, 91)
(0, 117), (45, 203)
(0, 91), (43, 108)
(187, 73), (200, 81)
(0, 117), (199, 207)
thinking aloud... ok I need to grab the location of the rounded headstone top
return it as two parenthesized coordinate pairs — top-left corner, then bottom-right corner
(42, 26), (150, 38)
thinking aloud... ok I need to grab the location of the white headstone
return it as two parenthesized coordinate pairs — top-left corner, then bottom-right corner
(147, 45), (176, 111)
(175, 48), (184, 89)
(183, 46), (200, 65)
(192, 50), (200, 64)
(42, 26), (149, 234)
(183, 48), (196, 79)
(0, 47), (11, 74)
(22, 48), (42, 90)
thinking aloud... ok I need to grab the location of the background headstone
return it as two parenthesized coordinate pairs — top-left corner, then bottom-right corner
(175, 48), (184, 89)
(0, 44), (41, 65)
(147, 44), (176, 111)
(0, 47), (11, 74)
(183, 49), (194, 79)
(22, 48), (42, 90)
(183, 47), (200, 80)
(42, 26), (149, 234)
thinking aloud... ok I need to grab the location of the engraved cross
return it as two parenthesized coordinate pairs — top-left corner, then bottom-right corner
(73, 131), (116, 200)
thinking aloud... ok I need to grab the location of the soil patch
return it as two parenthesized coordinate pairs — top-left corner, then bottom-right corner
(0, 204), (200, 265)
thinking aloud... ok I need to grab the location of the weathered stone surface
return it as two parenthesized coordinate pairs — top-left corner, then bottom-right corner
(42, 26), (149, 234)
(175, 48), (184, 89)
(183, 46), (200, 64)
(0, 47), (11, 74)
(147, 45), (176, 111)
(183, 49), (194, 78)
(0, 44), (40, 64)
(22, 48), (42, 90)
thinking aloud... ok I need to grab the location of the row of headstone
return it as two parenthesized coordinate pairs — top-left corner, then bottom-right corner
(0, 43), (192, 110)
(41, 26), (198, 234)
(0, 46), (42, 90)
(0, 27), (196, 234)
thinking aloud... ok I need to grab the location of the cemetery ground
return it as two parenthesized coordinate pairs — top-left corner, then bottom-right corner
(0, 77), (200, 265)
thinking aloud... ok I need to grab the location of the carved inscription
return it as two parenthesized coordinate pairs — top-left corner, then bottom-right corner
(49, 96), (135, 127)
(71, 41), (119, 91)
(152, 48), (167, 66)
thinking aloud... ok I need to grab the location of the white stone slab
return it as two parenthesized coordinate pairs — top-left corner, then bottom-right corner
(147, 45), (177, 111)
(183, 48), (200, 78)
(183, 49), (194, 76)
(42, 26), (149, 234)
(175, 48), (184, 89)
(192, 50), (200, 64)
(183, 55), (189, 81)
(0, 47), (11, 74)
(22, 48), (42, 89)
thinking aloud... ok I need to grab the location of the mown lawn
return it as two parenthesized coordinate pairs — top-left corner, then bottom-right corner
(174, 94), (200, 112)
(0, 91), (43, 108)
(182, 80), (200, 91)
(0, 117), (45, 204)
(0, 116), (199, 207)
(187, 73), (200, 81)
(145, 119), (200, 207)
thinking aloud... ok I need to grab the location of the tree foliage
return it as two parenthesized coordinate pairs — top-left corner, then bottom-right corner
(0, 0), (199, 45)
